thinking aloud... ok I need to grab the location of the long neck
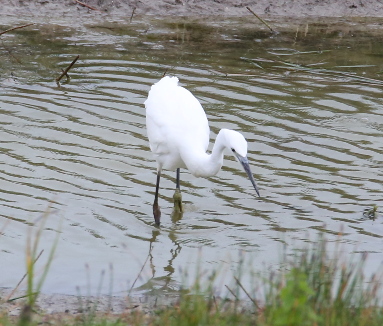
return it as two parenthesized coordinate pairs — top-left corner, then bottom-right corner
(181, 130), (227, 178)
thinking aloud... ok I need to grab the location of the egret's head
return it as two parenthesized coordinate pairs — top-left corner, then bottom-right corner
(221, 129), (260, 197)
(221, 129), (248, 158)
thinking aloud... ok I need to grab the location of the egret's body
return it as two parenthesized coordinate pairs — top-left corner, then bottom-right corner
(145, 76), (260, 225)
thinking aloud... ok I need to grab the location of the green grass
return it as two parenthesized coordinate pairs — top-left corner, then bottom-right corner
(1, 206), (59, 326)
(260, 234), (383, 326)
(1, 231), (383, 326)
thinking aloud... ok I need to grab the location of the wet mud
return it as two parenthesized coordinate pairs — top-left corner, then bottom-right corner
(2, 0), (383, 19)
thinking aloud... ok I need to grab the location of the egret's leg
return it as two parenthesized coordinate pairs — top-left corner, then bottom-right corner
(153, 171), (161, 225)
(173, 168), (183, 214)
(176, 168), (181, 190)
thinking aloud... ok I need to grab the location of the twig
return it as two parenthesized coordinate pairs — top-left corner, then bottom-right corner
(107, 263), (114, 312)
(130, 7), (136, 23)
(6, 292), (39, 302)
(128, 252), (150, 294)
(0, 23), (34, 36)
(213, 295), (219, 312)
(61, 68), (70, 80)
(56, 55), (79, 85)
(225, 284), (239, 301)
(234, 276), (260, 309)
(246, 7), (275, 33)
(6, 250), (44, 302)
(207, 69), (261, 77)
(162, 65), (176, 77)
(226, 73), (260, 76)
(74, 0), (100, 11)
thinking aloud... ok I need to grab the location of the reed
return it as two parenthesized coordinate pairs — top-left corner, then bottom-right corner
(2, 205), (60, 326)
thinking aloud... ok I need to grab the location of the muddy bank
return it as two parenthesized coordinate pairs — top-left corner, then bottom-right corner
(2, 0), (383, 19)
(0, 287), (179, 316)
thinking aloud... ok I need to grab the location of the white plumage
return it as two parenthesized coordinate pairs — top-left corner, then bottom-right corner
(145, 76), (260, 225)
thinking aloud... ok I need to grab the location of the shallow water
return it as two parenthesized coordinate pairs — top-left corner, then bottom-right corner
(1, 17), (383, 296)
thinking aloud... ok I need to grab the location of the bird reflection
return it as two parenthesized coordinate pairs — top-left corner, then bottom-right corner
(133, 207), (183, 295)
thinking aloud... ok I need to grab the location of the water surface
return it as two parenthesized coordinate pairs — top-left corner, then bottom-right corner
(1, 17), (382, 296)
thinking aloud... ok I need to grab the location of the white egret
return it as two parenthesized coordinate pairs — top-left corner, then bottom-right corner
(145, 76), (260, 225)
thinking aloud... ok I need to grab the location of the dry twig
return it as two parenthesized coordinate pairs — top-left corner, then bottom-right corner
(6, 250), (44, 302)
(246, 7), (275, 33)
(0, 23), (34, 36)
(56, 55), (80, 85)
(234, 276), (260, 309)
(129, 252), (150, 294)
(225, 285), (239, 301)
(74, 0), (100, 11)
(130, 7), (136, 23)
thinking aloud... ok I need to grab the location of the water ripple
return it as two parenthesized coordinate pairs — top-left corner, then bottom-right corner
(1, 21), (383, 295)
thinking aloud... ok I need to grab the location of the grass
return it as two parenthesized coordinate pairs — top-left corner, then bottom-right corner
(1, 206), (60, 326)
(259, 234), (383, 326)
(1, 230), (383, 326)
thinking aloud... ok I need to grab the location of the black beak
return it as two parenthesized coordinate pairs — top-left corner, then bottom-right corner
(235, 154), (260, 197)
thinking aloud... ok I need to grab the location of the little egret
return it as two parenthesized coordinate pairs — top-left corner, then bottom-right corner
(145, 76), (260, 225)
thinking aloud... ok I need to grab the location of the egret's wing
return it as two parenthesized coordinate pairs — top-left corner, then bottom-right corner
(145, 77), (210, 158)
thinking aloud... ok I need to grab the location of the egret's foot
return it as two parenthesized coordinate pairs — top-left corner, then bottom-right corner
(171, 209), (183, 223)
(173, 188), (183, 214)
(153, 202), (161, 226)
(171, 189), (183, 223)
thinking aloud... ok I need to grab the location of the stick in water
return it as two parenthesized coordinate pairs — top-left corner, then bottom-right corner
(246, 7), (275, 33)
(130, 7), (136, 23)
(56, 55), (80, 85)
(0, 23), (34, 36)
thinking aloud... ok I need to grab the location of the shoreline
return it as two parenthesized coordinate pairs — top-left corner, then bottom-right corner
(2, 0), (383, 20)
(1, 287), (178, 316)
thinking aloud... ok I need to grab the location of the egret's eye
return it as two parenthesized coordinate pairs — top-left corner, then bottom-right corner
(231, 148), (236, 153)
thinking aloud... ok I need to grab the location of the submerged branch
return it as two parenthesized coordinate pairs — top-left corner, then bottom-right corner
(56, 55), (80, 86)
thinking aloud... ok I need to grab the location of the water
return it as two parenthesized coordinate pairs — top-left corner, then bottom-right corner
(1, 17), (382, 296)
